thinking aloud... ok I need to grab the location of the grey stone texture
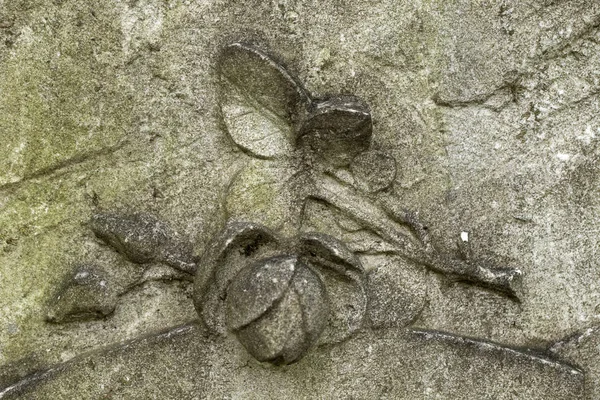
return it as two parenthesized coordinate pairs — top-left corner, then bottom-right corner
(45, 264), (118, 323)
(1, 0), (600, 398)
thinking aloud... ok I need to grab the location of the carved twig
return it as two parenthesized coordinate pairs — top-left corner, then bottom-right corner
(312, 175), (522, 298)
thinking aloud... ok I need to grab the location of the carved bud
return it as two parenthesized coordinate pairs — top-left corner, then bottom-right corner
(193, 221), (367, 366)
(46, 265), (117, 323)
(225, 256), (328, 365)
(298, 95), (373, 166)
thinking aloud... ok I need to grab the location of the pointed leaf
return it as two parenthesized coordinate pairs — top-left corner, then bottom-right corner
(219, 42), (311, 158)
(90, 212), (197, 274)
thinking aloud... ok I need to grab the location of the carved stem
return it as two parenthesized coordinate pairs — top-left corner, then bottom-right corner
(311, 174), (521, 298)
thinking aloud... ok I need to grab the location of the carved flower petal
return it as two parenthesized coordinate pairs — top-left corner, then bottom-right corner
(316, 269), (367, 345)
(291, 262), (329, 352)
(231, 260), (327, 366)
(194, 221), (279, 293)
(219, 42), (311, 159)
(234, 285), (304, 364)
(193, 221), (280, 335)
(298, 232), (367, 344)
(226, 255), (297, 331)
(298, 95), (372, 166)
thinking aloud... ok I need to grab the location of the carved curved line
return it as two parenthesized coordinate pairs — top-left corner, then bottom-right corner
(225, 255), (299, 331)
(549, 325), (600, 354)
(298, 231), (365, 276)
(410, 328), (583, 376)
(2, 324), (583, 397)
(223, 42), (312, 105)
(196, 220), (280, 291)
(0, 323), (196, 399)
(194, 221), (282, 335)
(311, 174), (522, 299)
(219, 42), (313, 159)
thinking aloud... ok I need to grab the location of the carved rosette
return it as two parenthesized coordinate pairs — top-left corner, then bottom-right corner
(193, 221), (367, 365)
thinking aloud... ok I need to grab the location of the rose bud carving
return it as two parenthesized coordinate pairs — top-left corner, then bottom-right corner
(225, 256), (328, 365)
(193, 221), (366, 365)
(219, 42), (521, 298)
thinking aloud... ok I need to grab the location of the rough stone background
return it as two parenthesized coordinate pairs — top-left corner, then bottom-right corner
(1, 0), (600, 398)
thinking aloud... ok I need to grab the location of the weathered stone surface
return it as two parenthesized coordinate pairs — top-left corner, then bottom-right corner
(350, 149), (397, 193)
(298, 95), (372, 166)
(45, 264), (117, 323)
(549, 326), (600, 400)
(366, 255), (427, 329)
(193, 221), (366, 364)
(90, 212), (197, 274)
(1, 0), (600, 398)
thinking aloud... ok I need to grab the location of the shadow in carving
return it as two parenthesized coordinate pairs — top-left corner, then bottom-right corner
(193, 221), (366, 365)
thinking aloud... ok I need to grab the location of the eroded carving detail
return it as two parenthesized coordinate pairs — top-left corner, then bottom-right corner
(193, 221), (366, 365)
(45, 264), (117, 323)
(90, 212), (197, 274)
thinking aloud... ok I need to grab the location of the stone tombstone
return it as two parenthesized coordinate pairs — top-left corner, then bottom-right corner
(1, 1), (600, 399)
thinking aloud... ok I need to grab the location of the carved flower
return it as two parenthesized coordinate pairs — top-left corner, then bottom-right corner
(225, 255), (328, 365)
(193, 221), (366, 365)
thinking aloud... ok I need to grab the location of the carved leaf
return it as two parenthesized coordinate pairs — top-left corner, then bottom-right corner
(365, 256), (428, 329)
(219, 42), (311, 159)
(46, 265), (117, 323)
(299, 232), (363, 276)
(90, 212), (197, 274)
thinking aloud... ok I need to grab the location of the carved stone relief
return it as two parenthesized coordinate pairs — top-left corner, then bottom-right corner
(2, 1), (600, 398)
(25, 42), (528, 369)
